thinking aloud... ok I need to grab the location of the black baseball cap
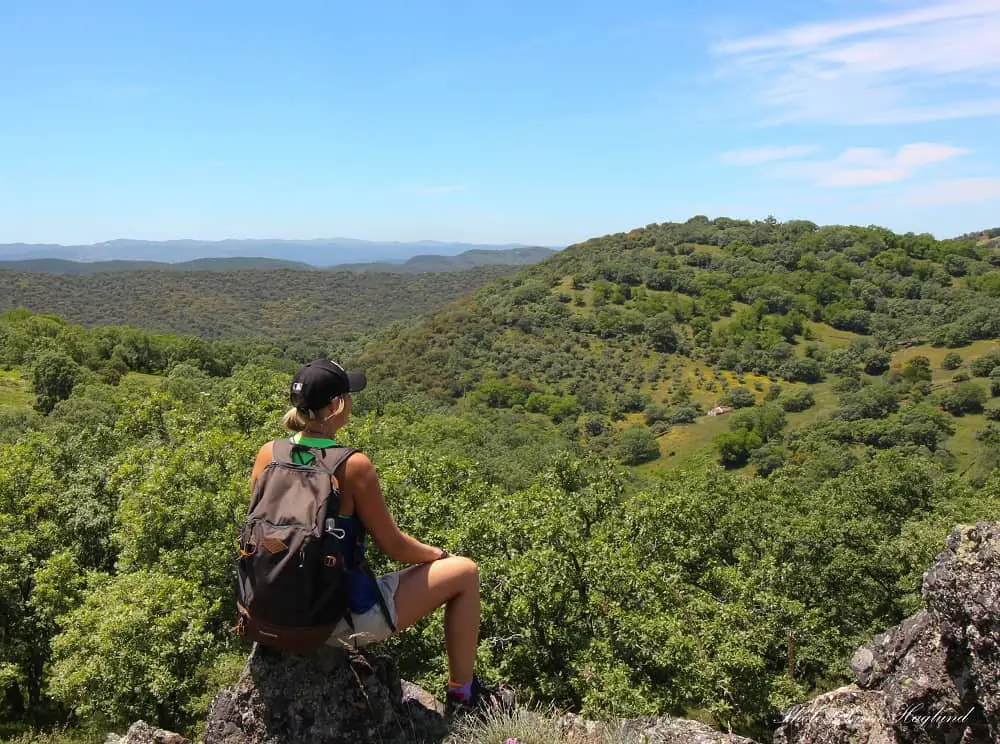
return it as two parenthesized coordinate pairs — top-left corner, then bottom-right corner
(290, 359), (367, 413)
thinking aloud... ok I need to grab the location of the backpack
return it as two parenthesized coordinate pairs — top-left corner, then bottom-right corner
(235, 439), (358, 653)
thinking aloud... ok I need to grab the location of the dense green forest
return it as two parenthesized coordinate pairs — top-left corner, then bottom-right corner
(0, 265), (520, 345)
(2, 217), (1000, 743)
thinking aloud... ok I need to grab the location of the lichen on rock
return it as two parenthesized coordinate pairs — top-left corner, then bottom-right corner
(202, 644), (447, 744)
(774, 522), (999, 744)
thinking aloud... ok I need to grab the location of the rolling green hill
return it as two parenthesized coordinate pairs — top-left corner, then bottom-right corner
(358, 217), (1000, 478)
(5, 217), (1000, 480)
(950, 226), (1000, 250)
(0, 237), (553, 265)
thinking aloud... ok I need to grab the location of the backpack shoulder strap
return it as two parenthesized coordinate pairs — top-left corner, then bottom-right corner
(314, 446), (358, 479)
(270, 438), (295, 465)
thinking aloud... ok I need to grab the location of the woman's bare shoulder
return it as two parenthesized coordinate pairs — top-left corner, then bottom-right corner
(251, 441), (276, 483)
(342, 451), (376, 480)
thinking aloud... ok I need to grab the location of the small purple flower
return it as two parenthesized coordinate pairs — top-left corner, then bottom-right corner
(504, 739), (520, 744)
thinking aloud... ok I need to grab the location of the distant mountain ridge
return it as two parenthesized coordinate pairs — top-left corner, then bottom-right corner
(330, 246), (558, 273)
(0, 237), (558, 266)
(0, 246), (558, 275)
(0, 257), (312, 274)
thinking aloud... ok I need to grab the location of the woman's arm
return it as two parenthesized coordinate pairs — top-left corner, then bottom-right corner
(342, 452), (446, 564)
(250, 441), (274, 489)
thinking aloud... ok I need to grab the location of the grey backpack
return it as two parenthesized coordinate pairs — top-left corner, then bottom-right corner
(235, 440), (357, 653)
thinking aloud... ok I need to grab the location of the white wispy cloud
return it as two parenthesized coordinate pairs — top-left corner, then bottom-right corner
(715, 0), (1000, 125)
(767, 142), (968, 188)
(719, 145), (817, 166)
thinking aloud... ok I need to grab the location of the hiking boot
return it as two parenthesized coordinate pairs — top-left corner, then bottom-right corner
(444, 676), (516, 717)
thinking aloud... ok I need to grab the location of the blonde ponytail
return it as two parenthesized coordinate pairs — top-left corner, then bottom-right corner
(281, 396), (346, 432)
(281, 407), (312, 432)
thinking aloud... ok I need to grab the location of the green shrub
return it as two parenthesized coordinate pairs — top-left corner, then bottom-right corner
(779, 358), (824, 384)
(901, 356), (932, 384)
(48, 570), (218, 730)
(941, 352), (963, 370)
(723, 387), (756, 409)
(970, 351), (1000, 377)
(715, 429), (763, 467)
(613, 425), (660, 465)
(781, 390), (815, 413)
(862, 349), (891, 376)
(938, 381), (988, 416)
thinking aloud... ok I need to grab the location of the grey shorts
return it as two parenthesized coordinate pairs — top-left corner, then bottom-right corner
(325, 571), (401, 649)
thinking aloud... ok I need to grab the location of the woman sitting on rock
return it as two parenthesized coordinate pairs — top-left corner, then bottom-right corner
(249, 359), (510, 715)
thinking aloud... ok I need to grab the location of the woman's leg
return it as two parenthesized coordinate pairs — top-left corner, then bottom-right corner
(391, 556), (480, 685)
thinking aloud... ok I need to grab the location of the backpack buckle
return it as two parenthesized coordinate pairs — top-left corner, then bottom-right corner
(324, 518), (346, 539)
(238, 544), (257, 559)
(324, 555), (338, 568)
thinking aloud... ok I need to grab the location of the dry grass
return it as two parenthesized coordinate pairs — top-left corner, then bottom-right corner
(1, 724), (106, 744)
(892, 340), (1000, 383)
(445, 706), (645, 744)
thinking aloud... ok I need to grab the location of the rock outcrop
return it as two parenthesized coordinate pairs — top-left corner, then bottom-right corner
(202, 644), (447, 744)
(109, 650), (763, 744)
(106, 720), (192, 744)
(775, 522), (999, 744)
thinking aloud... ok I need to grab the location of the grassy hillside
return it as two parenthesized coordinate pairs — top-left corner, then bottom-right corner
(358, 217), (1000, 477)
(636, 339), (1000, 472)
(5, 217), (1000, 480)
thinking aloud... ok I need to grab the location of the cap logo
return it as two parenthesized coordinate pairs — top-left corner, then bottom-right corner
(291, 382), (304, 392)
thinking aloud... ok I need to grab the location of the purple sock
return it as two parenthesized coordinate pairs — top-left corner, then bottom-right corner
(448, 679), (473, 700)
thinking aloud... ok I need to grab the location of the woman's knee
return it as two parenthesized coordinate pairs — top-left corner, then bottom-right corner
(449, 555), (479, 586)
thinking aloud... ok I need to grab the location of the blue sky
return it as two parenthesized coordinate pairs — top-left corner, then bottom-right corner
(2, 0), (999, 246)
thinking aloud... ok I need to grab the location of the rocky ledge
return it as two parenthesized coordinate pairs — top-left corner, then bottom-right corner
(202, 644), (447, 744)
(118, 644), (757, 744)
(774, 522), (998, 744)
